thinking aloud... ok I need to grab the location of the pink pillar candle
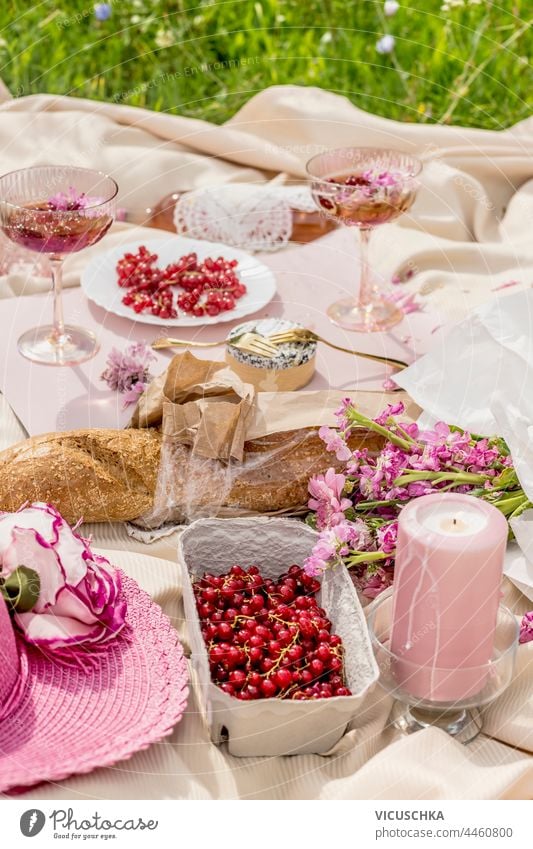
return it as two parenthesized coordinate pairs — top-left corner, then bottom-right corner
(390, 493), (507, 702)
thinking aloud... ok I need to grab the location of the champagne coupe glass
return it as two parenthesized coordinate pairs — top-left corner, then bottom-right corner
(0, 165), (118, 365)
(307, 147), (422, 333)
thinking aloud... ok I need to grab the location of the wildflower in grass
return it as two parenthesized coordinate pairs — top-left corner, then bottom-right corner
(384, 1), (400, 15)
(376, 35), (395, 54)
(94, 2), (112, 21)
(155, 29), (174, 49)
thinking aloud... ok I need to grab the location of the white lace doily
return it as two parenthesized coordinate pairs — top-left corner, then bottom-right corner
(173, 183), (316, 252)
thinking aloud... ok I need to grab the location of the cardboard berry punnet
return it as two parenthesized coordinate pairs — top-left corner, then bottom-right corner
(179, 516), (379, 757)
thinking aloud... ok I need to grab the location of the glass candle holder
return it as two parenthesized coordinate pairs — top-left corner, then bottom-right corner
(368, 589), (518, 744)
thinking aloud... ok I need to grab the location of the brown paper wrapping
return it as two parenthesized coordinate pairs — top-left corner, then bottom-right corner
(131, 351), (419, 447)
(131, 351), (255, 461)
(129, 352), (419, 527)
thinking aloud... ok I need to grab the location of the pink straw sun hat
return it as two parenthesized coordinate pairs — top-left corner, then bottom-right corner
(0, 508), (189, 794)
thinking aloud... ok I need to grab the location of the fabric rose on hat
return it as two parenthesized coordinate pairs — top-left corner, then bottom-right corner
(0, 503), (126, 650)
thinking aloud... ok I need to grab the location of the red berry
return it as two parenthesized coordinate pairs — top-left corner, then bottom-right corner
(310, 659), (324, 678)
(274, 669), (293, 690)
(261, 679), (278, 698)
(228, 669), (246, 689)
(217, 622), (233, 640)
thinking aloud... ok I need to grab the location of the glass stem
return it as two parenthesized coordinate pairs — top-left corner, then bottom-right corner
(357, 227), (373, 310)
(50, 255), (67, 346)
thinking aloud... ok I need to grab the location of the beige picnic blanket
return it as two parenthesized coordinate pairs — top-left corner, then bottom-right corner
(0, 82), (532, 800)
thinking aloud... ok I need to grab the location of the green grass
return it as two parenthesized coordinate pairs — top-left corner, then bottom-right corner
(0, 0), (532, 129)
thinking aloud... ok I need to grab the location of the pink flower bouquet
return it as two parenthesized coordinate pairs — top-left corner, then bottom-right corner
(0, 503), (126, 650)
(305, 401), (530, 600)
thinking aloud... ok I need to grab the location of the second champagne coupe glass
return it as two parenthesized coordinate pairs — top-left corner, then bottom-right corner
(0, 165), (118, 365)
(307, 147), (422, 333)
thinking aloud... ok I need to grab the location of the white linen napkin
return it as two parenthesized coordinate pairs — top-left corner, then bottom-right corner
(395, 288), (533, 435)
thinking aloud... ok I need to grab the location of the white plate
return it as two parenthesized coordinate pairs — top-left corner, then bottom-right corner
(80, 236), (277, 326)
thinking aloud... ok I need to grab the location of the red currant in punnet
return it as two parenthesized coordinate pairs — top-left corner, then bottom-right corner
(194, 563), (352, 701)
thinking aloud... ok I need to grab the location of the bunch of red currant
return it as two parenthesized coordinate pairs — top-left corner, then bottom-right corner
(117, 245), (246, 319)
(194, 564), (352, 701)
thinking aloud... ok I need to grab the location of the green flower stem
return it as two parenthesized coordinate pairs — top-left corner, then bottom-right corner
(346, 550), (391, 567)
(394, 470), (488, 486)
(491, 493), (529, 517)
(508, 499), (532, 521)
(353, 499), (404, 510)
(347, 409), (415, 451)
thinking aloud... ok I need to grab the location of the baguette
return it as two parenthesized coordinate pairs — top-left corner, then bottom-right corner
(0, 429), (162, 524)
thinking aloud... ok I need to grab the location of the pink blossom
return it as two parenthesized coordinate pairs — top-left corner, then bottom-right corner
(304, 520), (374, 577)
(519, 611), (533, 644)
(308, 468), (351, 529)
(47, 187), (93, 211)
(374, 402), (404, 426)
(386, 289), (422, 315)
(306, 400), (521, 599)
(101, 342), (155, 406)
(402, 421), (420, 439)
(350, 564), (394, 599)
(336, 519), (374, 551)
(0, 503), (126, 650)
(418, 421), (467, 448)
(122, 381), (147, 406)
(303, 554), (328, 577)
(334, 396), (352, 432)
(376, 521), (398, 554)
(361, 568), (394, 599)
(318, 425), (352, 461)
(407, 481), (435, 497)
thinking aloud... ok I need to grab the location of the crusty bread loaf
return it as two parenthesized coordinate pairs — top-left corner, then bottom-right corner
(0, 426), (382, 525)
(0, 429), (162, 524)
(227, 428), (383, 512)
(137, 427), (384, 527)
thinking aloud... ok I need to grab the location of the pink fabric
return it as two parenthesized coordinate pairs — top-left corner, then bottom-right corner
(0, 225), (440, 435)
